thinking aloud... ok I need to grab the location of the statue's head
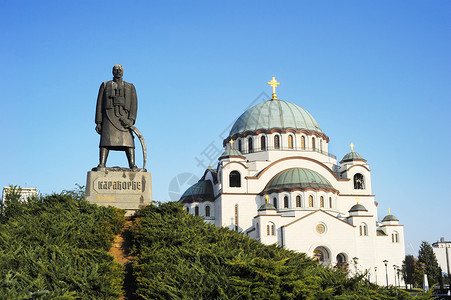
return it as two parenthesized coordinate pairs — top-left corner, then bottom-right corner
(112, 64), (124, 79)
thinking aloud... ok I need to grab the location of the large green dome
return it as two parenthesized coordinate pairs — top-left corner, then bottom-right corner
(263, 168), (334, 193)
(229, 100), (322, 136)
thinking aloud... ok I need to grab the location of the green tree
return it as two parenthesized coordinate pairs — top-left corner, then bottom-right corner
(418, 241), (442, 288)
(402, 255), (417, 287)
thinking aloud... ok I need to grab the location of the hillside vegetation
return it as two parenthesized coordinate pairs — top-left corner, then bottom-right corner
(131, 202), (431, 300)
(0, 187), (126, 299)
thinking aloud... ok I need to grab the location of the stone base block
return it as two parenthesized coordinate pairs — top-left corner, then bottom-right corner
(86, 168), (152, 216)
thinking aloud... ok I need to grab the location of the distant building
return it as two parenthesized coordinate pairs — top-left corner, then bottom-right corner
(2, 186), (38, 202)
(432, 237), (451, 276)
(180, 77), (405, 286)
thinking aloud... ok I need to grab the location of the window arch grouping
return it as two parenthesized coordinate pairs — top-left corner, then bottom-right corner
(288, 135), (294, 149)
(359, 223), (368, 236)
(205, 205), (210, 217)
(301, 136), (306, 149)
(195, 206), (199, 216)
(274, 135), (280, 149)
(284, 196), (289, 208)
(248, 137), (254, 153)
(354, 173), (365, 189)
(312, 137), (316, 150)
(309, 195), (314, 207)
(267, 222), (275, 236)
(296, 195), (301, 207)
(229, 171), (241, 187)
(238, 139), (242, 152)
(392, 232), (399, 243)
(261, 135), (267, 151)
(320, 196), (324, 208)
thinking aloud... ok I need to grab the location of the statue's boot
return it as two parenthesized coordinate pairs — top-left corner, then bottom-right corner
(126, 148), (138, 170)
(98, 148), (109, 168)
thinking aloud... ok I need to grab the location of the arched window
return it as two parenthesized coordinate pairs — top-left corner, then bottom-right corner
(354, 173), (365, 189)
(274, 135), (280, 149)
(359, 223), (368, 236)
(329, 197), (332, 208)
(248, 137), (253, 153)
(309, 195), (313, 207)
(301, 136), (306, 149)
(320, 196), (324, 208)
(273, 197), (277, 209)
(284, 196), (289, 208)
(288, 135), (294, 149)
(185, 206), (190, 213)
(320, 140), (323, 152)
(296, 195), (301, 207)
(392, 232), (399, 243)
(205, 205), (210, 217)
(195, 206), (199, 216)
(238, 139), (242, 152)
(267, 222), (275, 236)
(229, 171), (241, 187)
(261, 136), (266, 151)
(312, 137), (316, 150)
(336, 253), (347, 266)
(313, 249), (324, 262)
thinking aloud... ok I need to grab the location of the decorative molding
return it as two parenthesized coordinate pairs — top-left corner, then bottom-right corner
(282, 209), (355, 228)
(245, 156), (348, 182)
(224, 128), (330, 146)
(262, 186), (339, 196)
(222, 161), (249, 169)
(340, 164), (371, 173)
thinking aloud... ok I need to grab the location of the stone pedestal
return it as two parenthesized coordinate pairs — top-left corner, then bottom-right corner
(86, 168), (152, 216)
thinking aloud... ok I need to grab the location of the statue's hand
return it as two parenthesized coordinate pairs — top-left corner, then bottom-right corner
(95, 124), (102, 134)
(120, 118), (133, 128)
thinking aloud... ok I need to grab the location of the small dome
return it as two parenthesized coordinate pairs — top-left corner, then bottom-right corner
(219, 148), (244, 159)
(263, 168), (334, 193)
(229, 100), (322, 136)
(341, 152), (365, 163)
(258, 203), (277, 211)
(349, 203), (368, 212)
(382, 214), (399, 222)
(179, 180), (214, 203)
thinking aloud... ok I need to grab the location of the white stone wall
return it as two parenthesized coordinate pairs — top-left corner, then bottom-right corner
(432, 240), (451, 276)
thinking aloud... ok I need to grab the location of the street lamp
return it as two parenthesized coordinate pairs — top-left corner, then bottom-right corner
(393, 265), (397, 287)
(353, 257), (359, 274)
(374, 267), (378, 285)
(383, 260), (389, 288)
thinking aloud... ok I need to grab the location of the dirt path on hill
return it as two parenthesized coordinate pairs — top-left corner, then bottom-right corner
(109, 219), (136, 300)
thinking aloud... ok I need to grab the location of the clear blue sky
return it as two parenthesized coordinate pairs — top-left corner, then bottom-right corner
(1, 1), (450, 256)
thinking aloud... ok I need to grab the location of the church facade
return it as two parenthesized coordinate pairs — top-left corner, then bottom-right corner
(180, 77), (405, 286)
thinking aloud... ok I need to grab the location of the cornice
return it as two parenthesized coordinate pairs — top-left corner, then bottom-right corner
(282, 209), (356, 228)
(262, 186), (339, 196)
(222, 161), (249, 169)
(245, 156), (348, 182)
(340, 164), (371, 174)
(223, 128), (330, 146)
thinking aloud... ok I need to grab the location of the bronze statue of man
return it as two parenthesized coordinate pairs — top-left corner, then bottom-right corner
(95, 64), (138, 169)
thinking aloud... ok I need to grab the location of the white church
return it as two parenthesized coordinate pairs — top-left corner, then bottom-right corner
(180, 77), (405, 286)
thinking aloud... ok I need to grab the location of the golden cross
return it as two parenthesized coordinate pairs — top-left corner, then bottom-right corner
(267, 76), (280, 100)
(356, 197), (359, 205)
(230, 139), (234, 150)
(350, 143), (355, 153)
(265, 195), (269, 203)
(388, 208), (391, 215)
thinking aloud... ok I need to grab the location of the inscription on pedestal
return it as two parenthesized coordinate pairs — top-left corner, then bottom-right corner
(95, 180), (142, 192)
(86, 169), (152, 215)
